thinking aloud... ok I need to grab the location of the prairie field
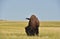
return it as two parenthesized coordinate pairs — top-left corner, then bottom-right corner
(0, 21), (60, 39)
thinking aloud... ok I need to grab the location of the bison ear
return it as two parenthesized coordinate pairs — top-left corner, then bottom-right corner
(26, 18), (30, 20)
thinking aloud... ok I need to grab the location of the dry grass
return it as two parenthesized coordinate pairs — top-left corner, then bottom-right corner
(0, 21), (60, 39)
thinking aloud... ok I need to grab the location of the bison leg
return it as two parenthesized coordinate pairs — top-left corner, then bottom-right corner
(35, 27), (39, 36)
(25, 26), (32, 36)
(25, 26), (29, 35)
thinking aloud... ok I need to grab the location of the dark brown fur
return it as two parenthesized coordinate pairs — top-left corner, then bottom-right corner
(25, 15), (39, 36)
(29, 15), (39, 28)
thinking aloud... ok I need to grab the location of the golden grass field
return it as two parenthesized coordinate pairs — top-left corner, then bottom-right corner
(0, 21), (60, 39)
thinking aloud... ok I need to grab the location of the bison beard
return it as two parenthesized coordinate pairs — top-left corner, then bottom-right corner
(25, 15), (39, 36)
(25, 26), (35, 36)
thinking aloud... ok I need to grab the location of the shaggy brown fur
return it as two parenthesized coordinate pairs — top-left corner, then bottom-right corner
(29, 15), (39, 28)
(25, 15), (39, 36)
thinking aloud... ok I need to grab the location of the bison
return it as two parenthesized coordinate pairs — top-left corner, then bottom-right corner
(25, 15), (39, 36)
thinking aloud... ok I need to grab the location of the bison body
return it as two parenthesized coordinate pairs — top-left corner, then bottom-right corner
(25, 15), (39, 36)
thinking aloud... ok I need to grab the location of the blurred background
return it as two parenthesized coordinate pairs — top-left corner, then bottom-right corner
(0, 0), (60, 21)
